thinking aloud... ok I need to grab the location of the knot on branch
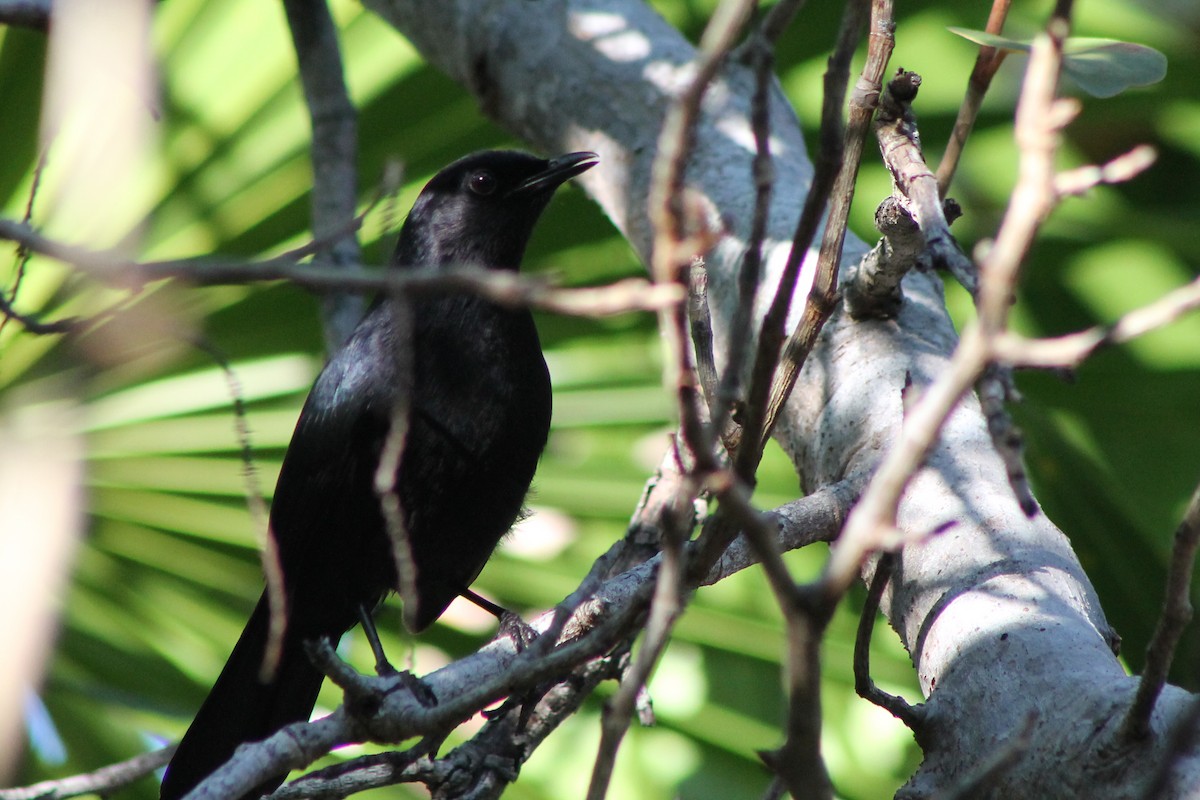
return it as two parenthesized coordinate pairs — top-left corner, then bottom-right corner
(844, 197), (926, 320)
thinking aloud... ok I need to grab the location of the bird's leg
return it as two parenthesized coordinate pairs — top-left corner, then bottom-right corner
(460, 589), (539, 650)
(358, 604), (398, 676)
(356, 605), (438, 708)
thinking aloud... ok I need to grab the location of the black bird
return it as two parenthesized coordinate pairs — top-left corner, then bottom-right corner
(160, 150), (599, 800)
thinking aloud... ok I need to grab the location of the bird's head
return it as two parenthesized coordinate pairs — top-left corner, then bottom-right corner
(393, 150), (599, 271)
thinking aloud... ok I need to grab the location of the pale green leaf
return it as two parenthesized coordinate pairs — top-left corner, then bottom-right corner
(948, 27), (1167, 97)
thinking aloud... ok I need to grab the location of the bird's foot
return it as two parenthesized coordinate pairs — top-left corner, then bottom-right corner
(481, 684), (542, 731)
(498, 611), (540, 651)
(385, 669), (438, 708)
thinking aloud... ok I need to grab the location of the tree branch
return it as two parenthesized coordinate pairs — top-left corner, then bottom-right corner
(175, 484), (854, 799)
(281, 0), (365, 350)
(1121, 479), (1200, 741)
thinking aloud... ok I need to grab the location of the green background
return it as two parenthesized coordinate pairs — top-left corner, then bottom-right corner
(2, 1), (1197, 797)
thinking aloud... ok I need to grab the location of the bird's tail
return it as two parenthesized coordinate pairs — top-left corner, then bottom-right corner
(160, 592), (325, 800)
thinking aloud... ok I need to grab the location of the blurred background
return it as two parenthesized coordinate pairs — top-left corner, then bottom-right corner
(1, 0), (1197, 797)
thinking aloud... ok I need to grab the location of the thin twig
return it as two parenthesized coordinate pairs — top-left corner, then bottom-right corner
(373, 303), (421, 630)
(936, 0), (1013, 196)
(995, 271), (1200, 368)
(0, 746), (173, 800)
(689, 262), (721, 408)
(586, 472), (695, 800)
(711, 30), (776, 451)
(746, 8), (884, 797)
(0, 291), (79, 334)
(4, 479), (854, 800)
(0, 218), (684, 317)
(872, 69), (978, 295)
(755, 0), (889, 455)
(1, 148), (49, 338)
(822, 0), (1077, 601)
(852, 553), (924, 729)
(189, 338), (287, 681)
(1121, 479), (1200, 741)
(588, 3), (758, 793)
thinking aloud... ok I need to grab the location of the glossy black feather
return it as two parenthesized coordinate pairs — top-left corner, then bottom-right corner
(160, 150), (597, 800)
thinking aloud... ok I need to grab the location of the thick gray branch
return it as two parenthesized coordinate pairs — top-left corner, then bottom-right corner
(283, 0), (365, 350)
(360, 1), (1199, 795)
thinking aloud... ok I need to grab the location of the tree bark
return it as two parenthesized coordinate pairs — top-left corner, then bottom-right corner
(362, 0), (1200, 795)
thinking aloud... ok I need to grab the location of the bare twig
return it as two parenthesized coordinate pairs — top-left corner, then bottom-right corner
(1, 149), (49, 338)
(822, 0), (1077, 600)
(712, 30), (776, 450)
(0, 218), (684, 317)
(872, 69), (978, 295)
(189, 339), (287, 680)
(688, 262), (721, 408)
(3, 479), (854, 800)
(744, 7), (885, 797)
(995, 271), (1200, 368)
(0, 291), (79, 334)
(586, 471), (695, 800)
(374, 302), (421, 630)
(852, 553), (924, 729)
(756, 0), (890, 454)
(0, 746), (173, 800)
(936, 0), (1013, 196)
(1054, 144), (1157, 197)
(1121, 479), (1200, 741)
(975, 365), (1037, 516)
(281, 0), (365, 349)
(588, 3), (758, 795)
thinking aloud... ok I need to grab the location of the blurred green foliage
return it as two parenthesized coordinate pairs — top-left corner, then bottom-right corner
(1, 0), (1197, 798)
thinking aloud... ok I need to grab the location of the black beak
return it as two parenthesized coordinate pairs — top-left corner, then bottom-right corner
(510, 151), (600, 196)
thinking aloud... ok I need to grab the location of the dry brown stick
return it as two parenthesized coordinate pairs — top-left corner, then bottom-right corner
(852, 553), (924, 728)
(1121, 479), (1200, 741)
(756, 0), (893, 452)
(936, 0), (1013, 196)
(747, 6), (886, 797)
(710, 29), (777, 451)
(0, 218), (685, 317)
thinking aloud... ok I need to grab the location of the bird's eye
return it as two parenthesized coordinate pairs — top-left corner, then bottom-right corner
(468, 170), (498, 196)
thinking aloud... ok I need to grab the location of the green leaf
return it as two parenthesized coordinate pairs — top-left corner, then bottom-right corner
(948, 28), (1167, 98)
(1061, 38), (1168, 98)
(946, 26), (1032, 54)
